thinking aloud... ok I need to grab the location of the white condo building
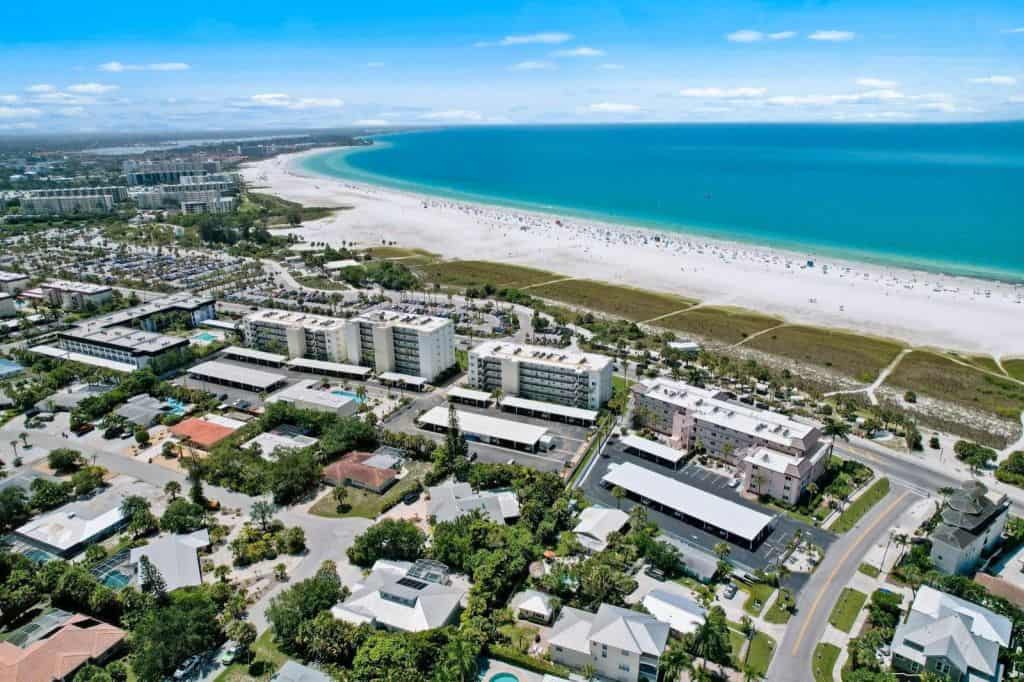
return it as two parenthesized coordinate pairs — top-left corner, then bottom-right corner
(23, 280), (113, 310)
(467, 341), (613, 409)
(632, 378), (827, 505)
(0, 270), (30, 294)
(243, 308), (455, 382)
(20, 187), (128, 215)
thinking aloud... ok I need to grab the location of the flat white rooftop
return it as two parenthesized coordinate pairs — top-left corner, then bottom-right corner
(0, 270), (29, 282)
(379, 371), (427, 386)
(418, 406), (548, 446)
(601, 462), (775, 542)
(448, 386), (494, 403)
(471, 340), (612, 372)
(286, 357), (372, 377)
(61, 326), (187, 354)
(223, 346), (287, 364)
(200, 319), (239, 331)
(266, 379), (360, 410)
(353, 308), (452, 332)
(43, 279), (112, 295)
(187, 360), (286, 390)
(619, 434), (686, 465)
(244, 308), (347, 331)
(501, 395), (598, 422)
(31, 345), (136, 373)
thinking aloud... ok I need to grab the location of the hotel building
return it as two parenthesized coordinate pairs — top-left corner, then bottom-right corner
(132, 173), (239, 214)
(20, 186), (128, 215)
(632, 377), (827, 504)
(467, 341), (613, 409)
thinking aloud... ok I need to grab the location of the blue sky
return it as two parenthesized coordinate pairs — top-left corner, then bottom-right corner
(1, 0), (1023, 133)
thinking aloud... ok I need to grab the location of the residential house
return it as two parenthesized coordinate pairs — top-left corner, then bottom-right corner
(510, 589), (558, 625)
(427, 481), (520, 525)
(548, 603), (669, 682)
(0, 614), (125, 682)
(573, 507), (629, 553)
(930, 482), (1010, 575)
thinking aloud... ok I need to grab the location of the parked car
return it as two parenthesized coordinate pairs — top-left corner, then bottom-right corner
(728, 478), (741, 488)
(402, 490), (421, 505)
(71, 422), (94, 436)
(173, 655), (201, 680)
(219, 643), (239, 665)
(644, 565), (667, 581)
(722, 583), (738, 599)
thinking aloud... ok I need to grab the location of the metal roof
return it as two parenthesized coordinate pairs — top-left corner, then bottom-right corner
(620, 434), (686, 464)
(286, 357), (372, 376)
(501, 395), (598, 422)
(601, 462), (775, 541)
(417, 406), (547, 446)
(187, 360), (286, 390)
(223, 346), (286, 364)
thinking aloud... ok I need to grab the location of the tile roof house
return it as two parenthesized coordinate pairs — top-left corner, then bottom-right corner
(0, 614), (126, 682)
(170, 417), (237, 450)
(891, 585), (1012, 682)
(930, 482), (1010, 575)
(330, 559), (468, 632)
(129, 529), (209, 592)
(573, 507), (629, 553)
(427, 482), (520, 525)
(323, 451), (400, 494)
(548, 604), (669, 682)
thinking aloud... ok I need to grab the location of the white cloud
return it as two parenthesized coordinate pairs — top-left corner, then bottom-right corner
(0, 122), (38, 131)
(599, 63), (624, 70)
(475, 32), (573, 48)
(918, 101), (957, 112)
(726, 30), (764, 43)
(59, 107), (87, 117)
(834, 111), (916, 121)
(366, 62), (385, 68)
(26, 84), (56, 93)
(552, 47), (605, 57)
(0, 107), (42, 119)
(1009, 95), (1024, 103)
(353, 119), (393, 126)
(510, 61), (554, 71)
(101, 61), (189, 72)
(766, 89), (904, 106)
(970, 75), (1017, 86)
(726, 30), (795, 43)
(68, 83), (119, 94)
(419, 109), (483, 121)
(243, 93), (344, 109)
(587, 102), (640, 113)
(856, 77), (898, 88)
(1001, 27), (1024, 34)
(679, 87), (767, 98)
(0, 95), (18, 104)
(808, 30), (856, 42)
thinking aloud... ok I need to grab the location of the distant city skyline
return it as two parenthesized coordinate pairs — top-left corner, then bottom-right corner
(1, 0), (1023, 133)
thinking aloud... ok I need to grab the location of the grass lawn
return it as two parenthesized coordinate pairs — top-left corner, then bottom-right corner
(363, 246), (438, 259)
(813, 643), (842, 682)
(746, 325), (905, 384)
(729, 629), (746, 664)
(745, 632), (776, 677)
(213, 630), (288, 682)
(741, 582), (776, 617)
(529, 279), (696, 321)
(886, 351), (1024, 422)
(830, 478), (890, 533)
(310, 461), (429, 519)
(858, 563), (881, 578)
(417, 259), (558, 289)
(498, 622), (540, 653)
(964, 354), (1005, 375)
(656, 306), (781, 345)
(763, 592), (793, 624)
(246, 192), (339, 224)
(1004, 358), (1024, 382)
(829, 588), (868, 633)
(294, 275), (349, 290)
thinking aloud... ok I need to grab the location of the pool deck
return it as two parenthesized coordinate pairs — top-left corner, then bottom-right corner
(477, 659), (547, 682)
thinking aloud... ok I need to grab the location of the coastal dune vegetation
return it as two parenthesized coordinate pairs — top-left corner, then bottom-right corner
(745, 325), (905, 384)
(527, 278), (697, 321)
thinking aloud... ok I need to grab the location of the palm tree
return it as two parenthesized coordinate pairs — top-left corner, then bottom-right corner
(164, 481), (181, 499)
(9, 440), (17, 461)
(822, 418), (851, 456)
(659, 641), (694, 681)
(612, 485), (626, 509)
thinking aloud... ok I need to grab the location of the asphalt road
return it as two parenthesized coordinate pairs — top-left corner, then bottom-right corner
(767, 484), (917, 682)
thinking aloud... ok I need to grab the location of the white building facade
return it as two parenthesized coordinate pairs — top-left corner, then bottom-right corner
(343, 309), (455, 382)
(467, 341), (613, 409)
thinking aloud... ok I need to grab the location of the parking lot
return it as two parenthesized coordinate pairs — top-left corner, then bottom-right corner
(581, 439), (834, 590)
(383, 390), (595, 474)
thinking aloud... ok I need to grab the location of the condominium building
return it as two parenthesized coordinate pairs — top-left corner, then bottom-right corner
(467, 340), (613, 409)
(20, 186), (128, 215)
(54, 326), (190, 371)
(632, 378), (827, 504)
(80, 292), (216, 332)
(24, 280), (113, 310)
(132, 173), (239, 213)
(0, 270), (30, 294)
(242, 309), (348, 362)
(181, 196), (236, 214)
(123, 158), (221, 186)
(0, 293), (15, 318)
(343, 309), (455, 382)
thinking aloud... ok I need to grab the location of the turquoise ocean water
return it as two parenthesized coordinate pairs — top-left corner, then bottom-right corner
(300, 123), (1024, 281)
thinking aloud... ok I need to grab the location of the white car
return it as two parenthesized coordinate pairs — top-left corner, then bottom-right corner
(728, 478), (741, 488)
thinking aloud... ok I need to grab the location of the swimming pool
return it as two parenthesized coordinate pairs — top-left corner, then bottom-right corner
(102, 571), (132, 589)
(164, 397), (187, 416)
(0, 358), (24, 378)
(331, 389), (365, 404)
(191, 331), (218, 343)
(488, 674), (520, 682)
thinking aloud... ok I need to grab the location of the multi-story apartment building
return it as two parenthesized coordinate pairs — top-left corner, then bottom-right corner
(123, 159), (221, 186)
(26, 280), (113, 310)
(0, 293), (15, 318)
(242, 309), (348, 362)
(930, 482), (1010, 575)
(342, 309), (455, 382)
(20, 186), (128, 215)
(55, 326), (190, 370)
(132, 173), (239, 213)
(0, 270), (30, 294)
(632, 377), (827, 504)
(181, 196), (236, 214)
(467, 341), (613, 409)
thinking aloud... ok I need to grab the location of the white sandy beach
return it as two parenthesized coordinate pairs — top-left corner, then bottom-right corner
(243, 147), (1024, 358)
